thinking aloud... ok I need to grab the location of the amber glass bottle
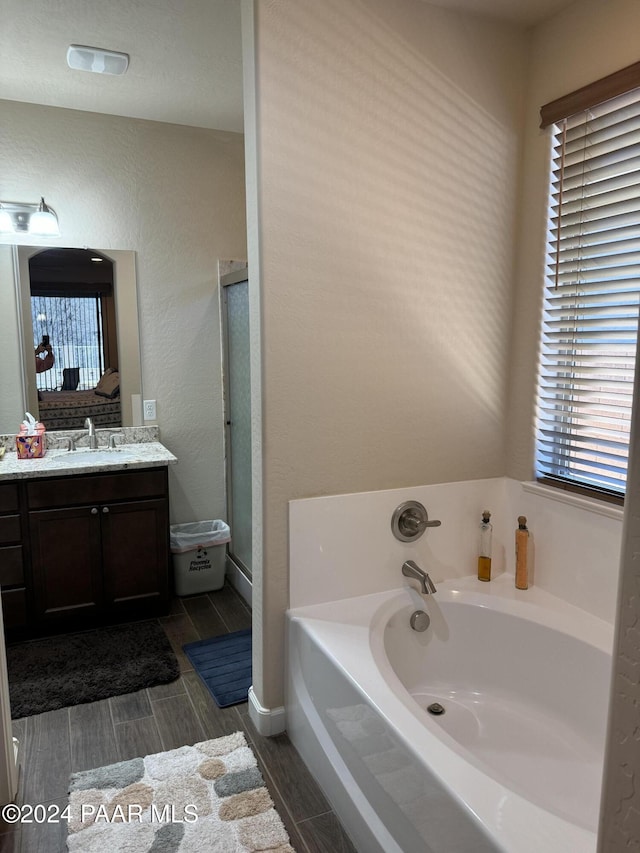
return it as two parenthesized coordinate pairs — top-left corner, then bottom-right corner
(478, 510), (492, 582)
(515, 516), (529, 590)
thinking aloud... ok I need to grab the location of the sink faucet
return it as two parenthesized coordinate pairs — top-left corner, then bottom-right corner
(402, 560), (437, 594)
(84, 417), (98, 450)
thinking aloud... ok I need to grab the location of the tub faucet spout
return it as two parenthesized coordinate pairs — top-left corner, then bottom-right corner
(402, 560), (436, 594)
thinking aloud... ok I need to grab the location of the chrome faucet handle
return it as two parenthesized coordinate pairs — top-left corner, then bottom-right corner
(108, 433), (120, 449)
(392, 501), (442, 542)
(404, 514), (441, 533)
(61, 436), (76, 451)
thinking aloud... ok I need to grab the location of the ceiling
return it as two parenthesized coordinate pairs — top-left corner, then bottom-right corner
(0, 0), (576, 133)
(0, 0), (245, 133)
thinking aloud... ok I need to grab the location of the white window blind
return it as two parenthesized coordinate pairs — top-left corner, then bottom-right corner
(536, 86), (640, 496)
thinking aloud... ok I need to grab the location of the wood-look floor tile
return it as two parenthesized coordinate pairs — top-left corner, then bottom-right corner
(241, 714), (330, 823)
(181, 671), (245, 740)
(21, 709), (71, 804)
(114, 716), (163, 762)
(0, 832), (19, 853)
(146, 675), (186, 701)
(257, 764), (310, 853)
(297, 811), (358, 853)
(151, 693), (205, 751)
(11, 718), (25, 745)
(158, 613), (199, 671)
(109, 689), (152, 724)
(69, 700), (119, 773)
(167, 597), (186, 615)
(182, 595), (227, 639)
(208, 585), (252, 632)
(19, 797), (68, 853)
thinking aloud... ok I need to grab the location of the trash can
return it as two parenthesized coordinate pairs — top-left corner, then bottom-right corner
(170, 520), (231, 595)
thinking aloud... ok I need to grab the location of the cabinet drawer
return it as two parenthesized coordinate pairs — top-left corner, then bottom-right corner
(2, 588), (27, 630)
(0, 515), (21, 545)
(0, 546), (23, 586)
(27, 468), (168, 509)
(0, 483), (19, 514)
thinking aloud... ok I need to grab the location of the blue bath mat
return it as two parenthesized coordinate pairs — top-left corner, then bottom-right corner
(183, 628), (252, 708)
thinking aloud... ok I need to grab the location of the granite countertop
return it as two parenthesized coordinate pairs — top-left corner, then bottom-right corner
(0, 441), (177, 481)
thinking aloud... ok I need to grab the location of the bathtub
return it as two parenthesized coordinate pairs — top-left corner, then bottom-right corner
(285, 574), (613, 853)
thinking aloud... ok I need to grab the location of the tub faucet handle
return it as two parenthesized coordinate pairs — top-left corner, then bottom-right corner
(402, 560), (437, 595)
(391, 500), (442, 542)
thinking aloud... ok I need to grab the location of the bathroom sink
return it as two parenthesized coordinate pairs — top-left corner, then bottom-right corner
(49, 448), (136, 466)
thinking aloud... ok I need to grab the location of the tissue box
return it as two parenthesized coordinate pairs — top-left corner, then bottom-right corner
(16, 434), (47, 459)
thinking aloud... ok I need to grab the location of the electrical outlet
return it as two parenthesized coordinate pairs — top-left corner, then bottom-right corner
(143, 399), (157, 421)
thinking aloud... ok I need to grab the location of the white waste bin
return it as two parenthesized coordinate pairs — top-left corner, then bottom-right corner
(170, 520), (231, 595)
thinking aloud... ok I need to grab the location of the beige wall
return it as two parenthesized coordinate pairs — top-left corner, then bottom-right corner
(248, 0), (527, 707)
(509, 1), (640, 847)
(0, 99), (247, 524)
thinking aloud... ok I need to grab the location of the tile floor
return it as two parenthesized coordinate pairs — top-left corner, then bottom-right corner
(0, 584), (357, 853)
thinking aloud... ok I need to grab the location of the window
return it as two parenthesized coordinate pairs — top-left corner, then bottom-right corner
(536, 65), (640, 499)
(31, 294), (106, 392)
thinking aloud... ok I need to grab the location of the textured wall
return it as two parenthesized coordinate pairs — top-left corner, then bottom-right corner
(249, 0), (527, 708)
(0, 99), (247, 524)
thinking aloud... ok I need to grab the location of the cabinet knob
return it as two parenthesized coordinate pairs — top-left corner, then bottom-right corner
(102, 506), (110, 514)
(91, 507), (98, 515)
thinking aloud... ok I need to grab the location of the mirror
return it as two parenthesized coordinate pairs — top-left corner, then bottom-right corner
(0, 245), (142, 435)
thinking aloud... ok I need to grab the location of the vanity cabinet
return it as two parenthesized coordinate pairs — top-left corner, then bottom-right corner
(6, 467), (170, 636)
(0, 483), (27, 630)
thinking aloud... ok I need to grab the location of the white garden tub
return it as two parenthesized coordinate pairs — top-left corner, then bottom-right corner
(285, 575), (613, 853)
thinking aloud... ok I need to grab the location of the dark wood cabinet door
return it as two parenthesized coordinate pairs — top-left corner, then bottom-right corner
(100, 498), (169, 617)
(29, 506), (104, 624)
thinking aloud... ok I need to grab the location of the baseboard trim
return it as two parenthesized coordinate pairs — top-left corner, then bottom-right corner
(248, 687), (286, 736)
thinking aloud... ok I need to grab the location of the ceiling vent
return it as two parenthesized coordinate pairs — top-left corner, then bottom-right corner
(67, 45), (129, 76)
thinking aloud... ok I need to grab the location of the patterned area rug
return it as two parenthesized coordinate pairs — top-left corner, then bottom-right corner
(66, 731), (295, 852)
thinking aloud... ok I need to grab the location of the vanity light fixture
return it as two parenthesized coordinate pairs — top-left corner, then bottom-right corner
(67, 44), (129, 76)
(0, 198), (60, 236)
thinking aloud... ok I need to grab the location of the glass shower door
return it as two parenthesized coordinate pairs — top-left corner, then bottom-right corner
(222, 273), (252, 579)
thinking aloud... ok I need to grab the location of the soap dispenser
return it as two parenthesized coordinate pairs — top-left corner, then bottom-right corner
(477, 510), (492, 582)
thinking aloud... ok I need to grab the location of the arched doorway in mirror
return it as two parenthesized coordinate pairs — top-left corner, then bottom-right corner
(29, 248), (122, 431)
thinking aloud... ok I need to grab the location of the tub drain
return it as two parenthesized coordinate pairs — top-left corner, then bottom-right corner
(427, 702), (445, 715)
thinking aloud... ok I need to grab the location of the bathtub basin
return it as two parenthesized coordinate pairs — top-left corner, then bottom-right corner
(286, 575), (613, 853)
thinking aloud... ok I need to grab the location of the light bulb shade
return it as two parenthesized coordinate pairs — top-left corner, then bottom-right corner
(67, 44), (129, 76)
(0, 208), (13, 233)
(28, 198), (59, 235)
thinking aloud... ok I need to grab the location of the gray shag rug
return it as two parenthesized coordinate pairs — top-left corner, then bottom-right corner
(7, 620), (180, 719)
(67, 731), (295, 852)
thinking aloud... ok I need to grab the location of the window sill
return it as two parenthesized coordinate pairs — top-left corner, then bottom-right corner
(521, 481), (624, 521)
